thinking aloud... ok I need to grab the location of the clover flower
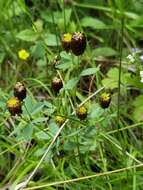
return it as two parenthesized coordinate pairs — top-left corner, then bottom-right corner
(55, 115), (65, 125)
(14, 82), (27, 101)
(99, 92), (111, 109)
(71, 32), (86, 56)
(61, 33), (72, 52)
(51, 77), (63, 94)
(127, 54), (135, 63)
(76, 106), (87, 120)
(7, 97), (22, 115)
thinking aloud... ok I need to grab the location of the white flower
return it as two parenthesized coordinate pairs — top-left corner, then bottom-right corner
(127, 54), (135, 63)
(141, 78), (143, 83)
(140, 55), (143, 62)
(140, 71), (143, 78)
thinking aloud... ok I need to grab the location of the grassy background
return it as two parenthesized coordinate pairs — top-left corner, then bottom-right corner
(1, 0), (143, 189)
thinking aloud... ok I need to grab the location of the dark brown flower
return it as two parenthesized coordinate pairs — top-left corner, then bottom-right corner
(51, 77), (63, 94)
(71, 32), (86, 56)
(14, 82), (26, 101)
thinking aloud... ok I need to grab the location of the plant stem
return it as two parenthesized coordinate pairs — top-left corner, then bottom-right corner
(117, 16), (124, 128)
(63, 0), (66, 33)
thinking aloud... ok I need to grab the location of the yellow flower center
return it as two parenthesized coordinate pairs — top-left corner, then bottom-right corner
(63, 33), (72, 42)
(7, 97), (20, 108)
(77, 106), (87, 115)
(55, 115), (64, 124)
(101, 93), (110, 102)
(18, 49), (29, 60)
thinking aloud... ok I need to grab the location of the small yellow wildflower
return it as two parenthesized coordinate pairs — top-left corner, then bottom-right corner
(55, 115), (65, 125)
(7, 97), (22, 115)
(76, 106), (87, 120)
(99, 92), (111, 109)
(63, 33), (72, 42)
(18, 49), (29, 60)
(100, 93), (111, 102)
(61, 33), (72, 52)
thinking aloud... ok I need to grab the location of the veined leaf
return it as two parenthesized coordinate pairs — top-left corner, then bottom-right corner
(80, 67), (99, 76)
(81, 16), (106, 29)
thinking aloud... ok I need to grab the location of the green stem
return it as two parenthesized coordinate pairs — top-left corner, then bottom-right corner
(117, 16), (124, 128)
(51, 10), (60, 55)
(76, 133), (83, 173)
(63, 0), (66, 33)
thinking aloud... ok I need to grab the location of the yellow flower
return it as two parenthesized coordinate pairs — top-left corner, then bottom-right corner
(76, 106), (87, 120)
(61, 33), (72, 52)
(99, 92), (111, 109)
(63, 33), (72, 42)
(55, 115), (65, 125)
(7, 97), (22, 115)
(18, 49), (29, 60)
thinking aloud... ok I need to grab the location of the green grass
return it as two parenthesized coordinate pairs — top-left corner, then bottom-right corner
(0, 0), (143, 189)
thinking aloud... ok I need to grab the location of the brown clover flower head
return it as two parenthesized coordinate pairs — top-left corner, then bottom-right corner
(71, 32), (86, 56)
(7, 97), (22, 116)
(51, 77), (63, 94)
(14, 82), (27, 101)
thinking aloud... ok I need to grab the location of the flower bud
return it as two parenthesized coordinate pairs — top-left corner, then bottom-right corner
(71, 32), (86, 56)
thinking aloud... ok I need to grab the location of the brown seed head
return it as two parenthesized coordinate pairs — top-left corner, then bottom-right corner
(51, 77), (63, 94)
(14, 82), (26, 101)
(71, 32), (86, 56)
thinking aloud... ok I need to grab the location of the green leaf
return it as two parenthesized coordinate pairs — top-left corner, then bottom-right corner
(56, 51), (77, 70)
(65, 77), (79, 90)
(49, 121), (59, 135)
(30, 41), (46, 58)
(81, 16), (106, 29)
(64, 140), (77, 151)
(132, 95), (143, 121)
(36, 131), (50, 140)
(31, 102), (45, 115)
(16, 29), (38, 42)
(80, 67), (99, 76)
(21, 123), (33, 141)
(102, 68), (125, 89)
(63, 9), (72, 24)
(32, 117), (49, 124)
(0, 52), (5, 64)
(93, 47), (117, 57)
(44, 33), (60, 46)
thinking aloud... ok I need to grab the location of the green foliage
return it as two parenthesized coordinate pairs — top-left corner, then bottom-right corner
(0, 0), (143, 190)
